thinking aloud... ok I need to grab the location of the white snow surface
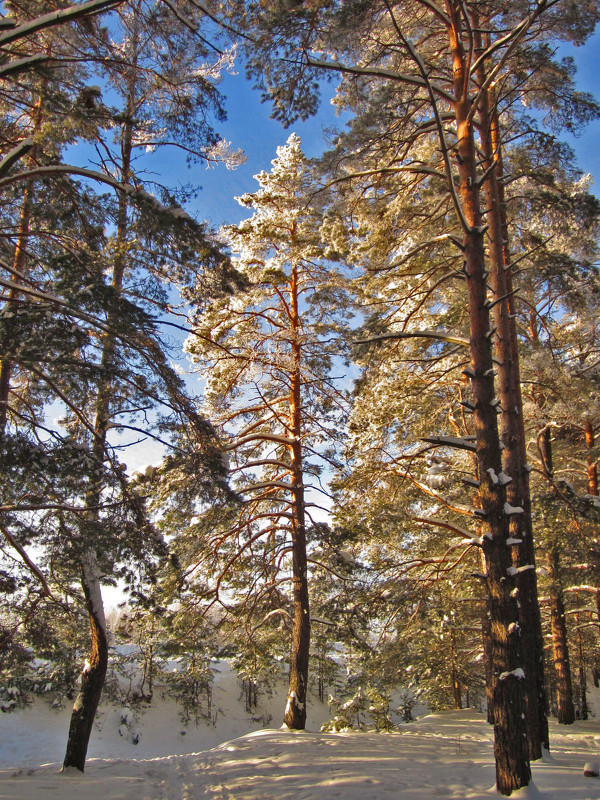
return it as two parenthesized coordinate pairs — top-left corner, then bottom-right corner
(2, 664), (600, 799)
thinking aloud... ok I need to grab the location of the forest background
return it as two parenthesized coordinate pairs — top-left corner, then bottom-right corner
(2, 2), (600, 797)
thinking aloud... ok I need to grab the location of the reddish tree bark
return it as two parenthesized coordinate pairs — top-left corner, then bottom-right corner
(585, 418), (598, 497)
(473, 24), (548, 758)
(446, 4), (530, 792)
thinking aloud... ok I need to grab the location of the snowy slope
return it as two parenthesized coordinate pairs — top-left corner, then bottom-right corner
(0, 659), (331, 767)
(2, 662), (600, 799)
(2, 711), (600, 799)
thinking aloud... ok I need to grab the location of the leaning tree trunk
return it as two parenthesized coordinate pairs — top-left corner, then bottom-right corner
(446, 6), (530, 793)
(63, 65), (136, 770)
(283, 260), (310, 730)
(62, 554), (109, 771)
(62, 351), (115, 771)
(475, 36), (548, 757)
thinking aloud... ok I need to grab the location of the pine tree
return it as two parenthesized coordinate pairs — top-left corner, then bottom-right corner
(186, 133), (351, 729)
(0, 0), (237, 771)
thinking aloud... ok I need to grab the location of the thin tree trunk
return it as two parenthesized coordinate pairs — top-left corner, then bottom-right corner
(0, 93), (45, 436)
(283, 260), (310, 730)
(584, 419), (600, 659)
(446, 5), (530, 792)
(540, 427), (553, 479)
(537, 426), (575, 725)
(450, 627), (462, 709)
(585, 418), (598, 497)
(481, 603), (494, 724)
(547, 548), (575, 724)
(575, 594), (588, 720)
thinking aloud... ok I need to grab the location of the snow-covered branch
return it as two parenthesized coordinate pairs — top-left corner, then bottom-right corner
(356, 330), (469, 348)
(0, 0), (123, 46)
(304, 56), (454, 104)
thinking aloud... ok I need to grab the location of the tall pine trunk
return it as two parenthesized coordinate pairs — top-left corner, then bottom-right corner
(489, 102), (548, 756)
(446, 5), (530, 792)
(584, 419), (600, 663)
(474, 26), (548, 758)
(283, 260), (310, 730)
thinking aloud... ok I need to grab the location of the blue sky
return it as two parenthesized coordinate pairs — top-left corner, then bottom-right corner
(188, 71), (345, 227)
(557, 31), (600, 191)
(185, 30), (600, 230)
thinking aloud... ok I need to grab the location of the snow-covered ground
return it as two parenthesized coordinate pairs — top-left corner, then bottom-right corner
(2, 662), (600, 799)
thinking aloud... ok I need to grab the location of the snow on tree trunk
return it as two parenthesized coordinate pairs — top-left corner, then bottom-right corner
(476, 36), (548, 758)
(447, 6), (530, 793)
(62, 550), (108, 772)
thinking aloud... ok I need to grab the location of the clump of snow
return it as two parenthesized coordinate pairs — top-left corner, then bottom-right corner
(504, 502), (524, 515)
(583, 761), (600, 777)
(507, 565), (536, 577)
(487, 468), (499, 485)
(499, 667), (525, 681)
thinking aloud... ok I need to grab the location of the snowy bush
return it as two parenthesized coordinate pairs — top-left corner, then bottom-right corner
(321, 686), (369, 731)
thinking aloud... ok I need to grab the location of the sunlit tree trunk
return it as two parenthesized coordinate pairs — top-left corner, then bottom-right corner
(474, 22), (547, 758)
(283, 260), (310, 730)
(446, 4), (530, 792)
